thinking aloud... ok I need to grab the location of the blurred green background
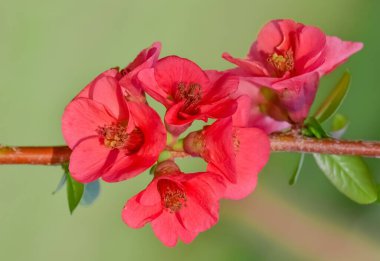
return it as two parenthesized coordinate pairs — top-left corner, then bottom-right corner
(1, 0), (380, 260)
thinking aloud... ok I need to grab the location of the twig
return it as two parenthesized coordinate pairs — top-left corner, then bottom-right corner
(1, 134), (380, 165)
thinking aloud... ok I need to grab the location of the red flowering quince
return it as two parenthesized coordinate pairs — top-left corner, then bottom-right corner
(137, 56), (239, 135)
(122, 160), (225, 247)
(62, 44), (166, 183)
(184, 117), (270, 199)
(223, 19), (363, 123)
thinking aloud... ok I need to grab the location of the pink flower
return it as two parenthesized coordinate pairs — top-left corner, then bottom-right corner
(184, 118), (270, 199)
(223, 19), (363, 123)
(137, 56), (238, 135)
(122, 160), (225, 247)
(62, 69), (166, 183)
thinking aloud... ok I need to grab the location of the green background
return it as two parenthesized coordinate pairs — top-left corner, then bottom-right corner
(1, 0), (380, 260)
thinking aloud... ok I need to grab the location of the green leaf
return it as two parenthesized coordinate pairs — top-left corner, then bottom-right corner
(289, 153), (305, 185)
(314, 71), (351, 123)
(313, 154), (377, 204)
(62, 163), (84, 214)
(80, 180), (100, 206)
(330, 114), (349, 139)
(304, 117), (328, 139)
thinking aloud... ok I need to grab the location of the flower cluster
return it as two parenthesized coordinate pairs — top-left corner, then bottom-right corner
(61, 19), (362, 246)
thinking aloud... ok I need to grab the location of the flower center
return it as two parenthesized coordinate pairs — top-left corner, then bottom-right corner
(267, 49), (294, 77)
(175, 82), (202, 115)
(97, 124), (144, 152)
(157, 179), (187, 213)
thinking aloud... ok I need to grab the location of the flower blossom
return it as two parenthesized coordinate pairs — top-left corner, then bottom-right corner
(62, 43), (166, 183)
(122, 160), (225, 247)
(137, 56), (238, 135)
(223, 19), (363, 123)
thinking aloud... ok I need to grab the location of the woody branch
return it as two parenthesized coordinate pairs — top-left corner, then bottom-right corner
(1, 133), (380, 165)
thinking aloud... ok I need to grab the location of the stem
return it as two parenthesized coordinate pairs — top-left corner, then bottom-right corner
(1, 134), (380, 165)
(270, 133), (380, 158)
(0, 146), (71, 165)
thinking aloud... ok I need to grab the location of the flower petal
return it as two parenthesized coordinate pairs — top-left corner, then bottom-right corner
(203, 118), (237, 183)
(122, 192), (162, 229)
(179, 173), (224, 232)
(223, 127), (270, 199)
(62, 98), (115, 149)
(76, 68), (120, 99)
(151, 212), (197, 247)
(69, 137), (115, 183)
(273, 71), (320, 123)
(154, 56), (210, 97)
(317, 36), (363, 75)
(138, 68), (173, 107)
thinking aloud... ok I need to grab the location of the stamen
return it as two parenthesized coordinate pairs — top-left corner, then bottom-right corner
(175, 82), (202, 115)
(97, 124), (144, 152)
(267, 49), (294, 77)
(158, 179), (187, 213)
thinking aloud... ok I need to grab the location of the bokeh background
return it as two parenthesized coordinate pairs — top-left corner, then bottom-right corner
(1, 0), (380, 260)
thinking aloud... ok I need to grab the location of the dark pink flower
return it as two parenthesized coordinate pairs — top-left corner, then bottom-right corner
(122, 160), (225, 247)
(62, 70), (166, 183)
(138, 56), (238, 135)
(223, 19), (363, 123)
(184, 118), (270, 199)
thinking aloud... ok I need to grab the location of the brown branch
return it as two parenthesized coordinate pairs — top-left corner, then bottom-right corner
(0, 146), (71, 165)
(1, 134), (380, 165)
(270, 133), (380, 158)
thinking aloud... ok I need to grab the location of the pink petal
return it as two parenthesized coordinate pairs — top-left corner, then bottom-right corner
(137, 179), (161, 206)
(137, 68), (173, 107)
(69, 137), (113, 183)
(62, 98), (115, 149)
(128, 101), (167, 165)
(223, 127), (270, 200)
(87, 76), (129, 120)
(154, 56), (210, 96)
(179, 173), (224, 232)
(119, 42), (162, 87)
(164, 101), (196, 135)
(249, 19), (298, 57)
(203, 119), (237, 183)
(200, 98), (237, 119)
(151, 212), (197, 247)
(203, 71), (239, 103)
(317, 36), (363, 75)
(76, 68), (120, 99)
(222, 53), (268, 76)
(122, 192), (162, 228)
(124, 42), (161, 77)
(273, 71), (320, 123)
(295, 26), (326, 73)
(232, 83), (290, 134)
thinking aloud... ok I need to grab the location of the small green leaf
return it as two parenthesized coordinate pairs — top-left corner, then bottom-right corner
(330, 114), (349, 139)
(80, 180), (100, 206)
(314, 71), (351, 123)
(52, 173), (67, 195)
(289, 153), (305, 185)
(304, 117), (328, 139)
(313, 154), (377, 204)
(62, 163), (84, 214)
